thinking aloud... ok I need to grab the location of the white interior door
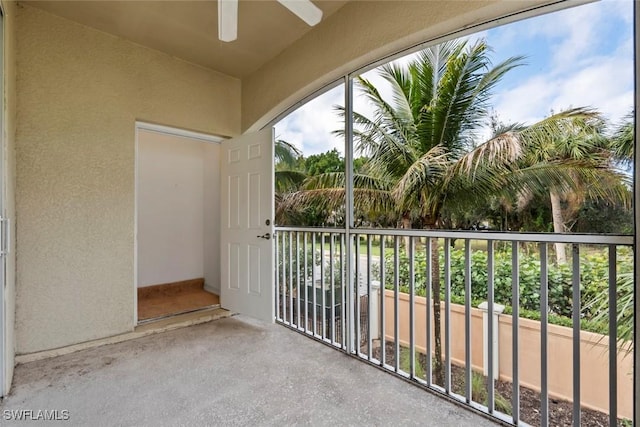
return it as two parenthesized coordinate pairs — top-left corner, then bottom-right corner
(220, 128), (274, 322)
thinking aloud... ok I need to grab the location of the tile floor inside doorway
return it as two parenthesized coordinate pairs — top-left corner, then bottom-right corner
(137, 278), (220, 322)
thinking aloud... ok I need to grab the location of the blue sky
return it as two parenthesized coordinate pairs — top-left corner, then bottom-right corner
(275, 0), (634, 156)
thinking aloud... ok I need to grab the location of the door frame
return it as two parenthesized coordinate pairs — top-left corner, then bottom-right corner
(133, 121), (223, 326)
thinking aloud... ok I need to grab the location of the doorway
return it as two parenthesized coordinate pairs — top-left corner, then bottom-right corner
(135, 122), (223, 323)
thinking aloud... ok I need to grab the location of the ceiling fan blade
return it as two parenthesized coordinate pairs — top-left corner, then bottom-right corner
(218, 0), (238, 42)
(277, 0), (323, 26)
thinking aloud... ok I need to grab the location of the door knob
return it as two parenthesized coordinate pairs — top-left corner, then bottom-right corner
(257, 233), (271, 240)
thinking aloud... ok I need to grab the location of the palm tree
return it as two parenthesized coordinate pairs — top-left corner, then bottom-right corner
(347, 41), (525, 228)
(484, 110), (630, 262)
(275, 139), (305, 193)
(274, 139), (308, 225)
(520, 110), (630, 264)
(285, 39), (524, 385)
(352, 40), (529, 386)
(280, 39), (628, 385)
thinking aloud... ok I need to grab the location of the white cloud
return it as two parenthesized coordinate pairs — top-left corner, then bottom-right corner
(276, 0), (633, 152)
(275, 85), (345, 155)
(492, 75), (559, 125)
(551, 56), (633, 122)
(491, 0), (633, 131)
(494, 39), (633, 130)
(548, 8), (600, 71)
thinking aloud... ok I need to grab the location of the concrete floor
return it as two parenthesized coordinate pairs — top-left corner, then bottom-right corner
(2, 315), (499, 427)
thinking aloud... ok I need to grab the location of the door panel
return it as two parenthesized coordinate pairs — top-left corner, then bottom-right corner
(220, 128), (274, 322)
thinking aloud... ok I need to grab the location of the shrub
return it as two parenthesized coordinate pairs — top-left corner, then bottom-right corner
(382, 245), (633, 335)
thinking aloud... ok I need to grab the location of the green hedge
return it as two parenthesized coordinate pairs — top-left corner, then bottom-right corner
(382, 245), (632, 335)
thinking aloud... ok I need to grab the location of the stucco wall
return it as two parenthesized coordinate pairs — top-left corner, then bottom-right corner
(241, 0), (548, 131)
(2, 0), (17, 395)
(384, 291), (634, 418)
(15, 4), (240, 354)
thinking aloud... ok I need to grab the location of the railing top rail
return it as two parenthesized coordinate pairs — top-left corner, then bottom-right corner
(275, 226), (633, 245)
(275, 226), (348, 234)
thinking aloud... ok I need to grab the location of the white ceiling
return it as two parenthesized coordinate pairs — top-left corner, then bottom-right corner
(25, 0), (349, 78)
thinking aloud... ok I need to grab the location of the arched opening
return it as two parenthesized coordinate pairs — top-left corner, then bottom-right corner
(270, 1), (636, 425)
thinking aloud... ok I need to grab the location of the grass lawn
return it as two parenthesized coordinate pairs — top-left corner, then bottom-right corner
(317, 234), (494, 257)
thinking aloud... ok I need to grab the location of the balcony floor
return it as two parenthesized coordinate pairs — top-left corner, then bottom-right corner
(3, 316), (498, 426)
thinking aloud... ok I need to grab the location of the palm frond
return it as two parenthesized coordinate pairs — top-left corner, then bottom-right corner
(274, 139), (301, 167)
(453, 131), (523, 176)
(392, 145), (449, 211)
(302, 171), (394, 192)
(275, 170), (307, 193)
(379, 62), (415, 131)
(585, 271), (634, 356)
(518, 108), (604, 159)
(611, 110), (634, 165)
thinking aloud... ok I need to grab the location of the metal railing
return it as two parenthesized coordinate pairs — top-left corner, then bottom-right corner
(274, 226), (634, 426)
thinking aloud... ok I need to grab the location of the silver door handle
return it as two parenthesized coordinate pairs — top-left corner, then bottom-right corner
(257, 233), (271, 240)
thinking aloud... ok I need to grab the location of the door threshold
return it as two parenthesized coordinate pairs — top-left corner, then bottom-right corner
(137, 304), (222, 325)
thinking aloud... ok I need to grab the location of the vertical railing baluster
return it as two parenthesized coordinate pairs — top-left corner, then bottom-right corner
(341, 233), (346, 349)
(367, 234), (373, 360)
(464, 239), (472, 403)
(608, 245), (618, 426)
(289, 232), (293, 325)
(282, 231), (287, 323)
(426, 237), (433, 386)
(304, 232), (309, 333)
(275, 231), (280, 322)
(540, 243), (549, 427)
(380, 235), (386, 367)
(444, 238), (451, 392)
(488, 240), (495, 413)
(394, 235), (400, 373)
(296, 232), (301, 329)
(572, 244), (581, 426)
(409, 236), (416, 378)
(321, 232), (326, 340)
(330, 233), (336, 345)
(512, 241), (520, 424)
(355, 234), (361, 354)
(312, 232), (317, 336)
(345, 231), (355, 354)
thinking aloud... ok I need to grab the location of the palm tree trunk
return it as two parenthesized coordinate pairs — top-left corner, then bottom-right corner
(550, 191), (567, 264)
(430, 237), (444, 386)
(401, 214), (411, 249)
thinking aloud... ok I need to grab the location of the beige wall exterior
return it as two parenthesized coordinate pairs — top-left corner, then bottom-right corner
(241, 0), (548, 132)
(384, 291), (634, 419)
(2, 0), (17, 396)
(14, 4), (240, 354)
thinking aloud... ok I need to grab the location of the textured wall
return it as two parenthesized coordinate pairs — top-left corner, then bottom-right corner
(2, 0), (17, 395)
(15, 5), (240, 354)
(241, 0), (547, 131)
